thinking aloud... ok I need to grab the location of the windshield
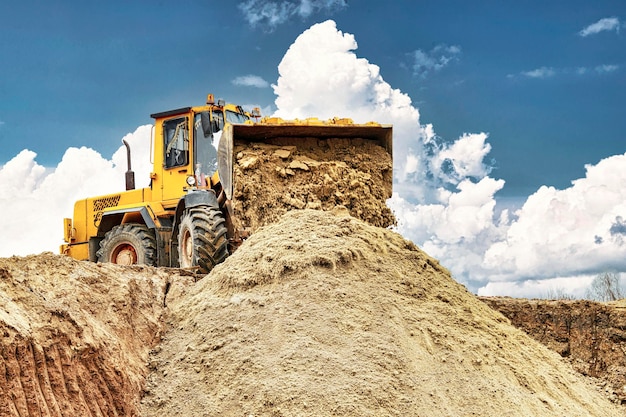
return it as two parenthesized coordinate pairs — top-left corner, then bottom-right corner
(226, 110), (249, 124)
(191, 108), (248, 185)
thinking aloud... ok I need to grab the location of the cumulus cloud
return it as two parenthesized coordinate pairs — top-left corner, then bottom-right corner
(232, 74), (270, 88)
(273, 21), (419, 125)
(272, 21), (493, 197)
(0, 126), (152, 257)
(579, 17), (620, 37)
(409, 44), (461, 78)
(239, 0), (347, 31)
(483, 153), (626, 282)
(429, 133), (493, 184)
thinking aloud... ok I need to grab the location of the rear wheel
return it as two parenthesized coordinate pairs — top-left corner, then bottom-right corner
(178, 206), (228, 274)
(97, 223), (157, 266)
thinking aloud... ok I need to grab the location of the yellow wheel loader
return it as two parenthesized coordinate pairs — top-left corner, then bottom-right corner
(61, 95), (392, 273)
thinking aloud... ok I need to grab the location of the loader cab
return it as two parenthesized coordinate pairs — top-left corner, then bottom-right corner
(150, 97), (251, 205)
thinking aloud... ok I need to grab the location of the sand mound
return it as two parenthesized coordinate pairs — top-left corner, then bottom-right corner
(232, 138), (395, 233)
(140, 210), (621, 416)
(0, 254), (194, 417)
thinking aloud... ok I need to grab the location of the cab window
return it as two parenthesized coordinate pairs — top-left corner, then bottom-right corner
(226, 110), (249, 124)
(163, 117), (188, 168)
(194, 113), (218, 181)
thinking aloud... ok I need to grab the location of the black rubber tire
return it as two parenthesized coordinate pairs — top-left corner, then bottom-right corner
(178, 206), (229, 274)
(96, 223), (157, 266)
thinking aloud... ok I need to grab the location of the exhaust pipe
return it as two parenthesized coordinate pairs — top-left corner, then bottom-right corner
(122, 139), (135, 190)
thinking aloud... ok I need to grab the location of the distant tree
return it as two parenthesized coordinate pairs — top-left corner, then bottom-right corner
(585, 272), (625, 301)
(545, 287), (576, 300)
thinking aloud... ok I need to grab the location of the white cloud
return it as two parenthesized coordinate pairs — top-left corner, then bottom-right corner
(390, 176), (507, 286)
(579, 17), (620, 37)
(0, 126), (152, 257)
(232, 75), (270, 88)
(478, 275), (595, 299)
(516, 64), (620, 79)
(595, 64), (619, 74)
(483, 153), (626, 282)
(296, 0), (346, 17)
(272, 20), (420, 127)
(391, 177), (505, 246)
(410, 44), (461, 78)
(239, 0), (292, 28)
(521, 67), (555, 79)
(576, 67), (588, 75)
(430, 132), (493, 184)
(239, 0), (347, 31)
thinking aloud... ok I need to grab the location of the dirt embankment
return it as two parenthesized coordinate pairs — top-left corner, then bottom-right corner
(481, 297), (626, 405)
(1, 211), (624, 416)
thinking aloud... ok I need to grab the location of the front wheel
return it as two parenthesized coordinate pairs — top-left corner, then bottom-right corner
(97, 223), (157, 266)
(178, 206), (229, 274)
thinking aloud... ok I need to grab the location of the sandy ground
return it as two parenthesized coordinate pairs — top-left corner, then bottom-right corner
(138, 210), (622, 416)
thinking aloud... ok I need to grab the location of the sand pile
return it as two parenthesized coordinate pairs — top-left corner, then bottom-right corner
(231, 137), (395, 233)
(0, 254), (194, 417)
(140, 210), (621, 416)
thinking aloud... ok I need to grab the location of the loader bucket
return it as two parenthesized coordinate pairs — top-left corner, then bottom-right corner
(217, 118), (393, 202)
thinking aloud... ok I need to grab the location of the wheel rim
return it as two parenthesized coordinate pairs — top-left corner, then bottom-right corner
(111, 244), (138, 265)
(180, 228), (193, 267)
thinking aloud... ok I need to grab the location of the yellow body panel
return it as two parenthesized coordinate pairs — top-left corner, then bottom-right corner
(62, 188), (165, 260)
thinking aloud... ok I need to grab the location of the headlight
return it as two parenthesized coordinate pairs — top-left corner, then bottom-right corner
(186, 176), (196, 186)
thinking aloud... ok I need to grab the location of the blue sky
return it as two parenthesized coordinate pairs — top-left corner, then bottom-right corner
(1, 1), (624, 197)
(1, 1), (625, 297)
